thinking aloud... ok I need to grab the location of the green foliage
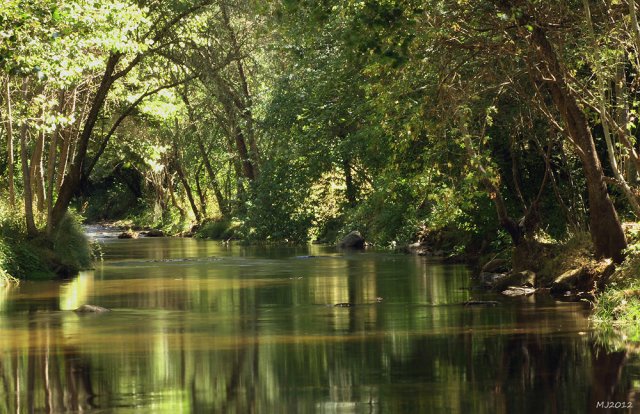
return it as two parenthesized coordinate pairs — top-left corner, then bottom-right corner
(195, 219), (238, 240)
(49, 212), (92, 275)
(243, 160), (314, 243)
(0, 216), (52, 280)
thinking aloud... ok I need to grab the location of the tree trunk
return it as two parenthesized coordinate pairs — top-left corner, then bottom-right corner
(461, 125), (523, 246)
(195, 165), (208, 218)
(174, 158), (201, 222)
(3, 78), (16, 208)
(19, 80), (37, 236)
(196, 136), (229, 216)
(30, 129), (46, 213)
(50, 53), (121, 232)
(343, 157), (357, 207)
(220, 3), (260, 176)
(529, 26), (626, 262)
(57, 87), (82, 191)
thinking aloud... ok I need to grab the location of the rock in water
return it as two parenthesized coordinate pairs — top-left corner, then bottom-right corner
(74, 304), (111, 313)
(501, 286), (536, 297)
(146, 229), (165, 237)
(338, 231), (365, 249)
(118, 231), (136, 239)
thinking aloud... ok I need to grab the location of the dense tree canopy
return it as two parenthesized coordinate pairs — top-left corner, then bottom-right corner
(4, 0), (640, 263)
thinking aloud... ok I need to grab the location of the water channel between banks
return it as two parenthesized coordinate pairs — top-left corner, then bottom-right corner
(0, 229), (639, 413)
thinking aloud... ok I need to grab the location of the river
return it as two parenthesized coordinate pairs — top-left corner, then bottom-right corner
(0, 229), (638, 413)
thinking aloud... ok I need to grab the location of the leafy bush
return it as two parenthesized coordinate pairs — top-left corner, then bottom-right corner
(50, 212), (93, 276)
(196, 219), (238, 240)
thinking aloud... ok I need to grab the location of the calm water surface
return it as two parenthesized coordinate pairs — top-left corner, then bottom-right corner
(1, 231), (640, 413)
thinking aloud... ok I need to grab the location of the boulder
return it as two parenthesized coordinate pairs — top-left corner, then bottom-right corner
(481, 258), (509, 274)
(74, 304), (111, 313)
(492, 270), (536, 292)
(338, 231), (365, 249)
(550, 267), (586, 295)
(146, 229), (165, 237)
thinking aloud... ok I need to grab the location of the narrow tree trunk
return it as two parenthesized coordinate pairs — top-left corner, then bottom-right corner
(220, 3), (260, 176)
(630, 0), (640, 54)
(530, 26), (626, 262)
(196, 136), (229, 216)
(195, 165), (208, 218)
(30, 129), (46, 213)
(167, 170), (186, 219)
(4, 79), (16, 207)
(461, 123), (523, 245)
(46, 91), (67, 233)
(174, 158), (201, 222)
(582, 0), (640, 217)
(57, 87), (81, 190)
(19, 80), (37, 236)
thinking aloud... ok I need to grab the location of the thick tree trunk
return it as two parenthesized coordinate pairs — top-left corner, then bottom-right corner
(50, 53), (121, 232)
(343, 157), (357, 207)
(530, 26), (626, 262)
(233, 125), (255, 181)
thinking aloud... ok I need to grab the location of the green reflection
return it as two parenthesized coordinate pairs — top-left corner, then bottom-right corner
(0, 238), (637, 413)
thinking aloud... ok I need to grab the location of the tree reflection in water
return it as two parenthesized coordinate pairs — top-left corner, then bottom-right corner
(0, 240), (638, 413)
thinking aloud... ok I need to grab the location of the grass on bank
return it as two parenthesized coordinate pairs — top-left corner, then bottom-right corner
(0, 210), (92, 280)
(590, 224), (640, 343)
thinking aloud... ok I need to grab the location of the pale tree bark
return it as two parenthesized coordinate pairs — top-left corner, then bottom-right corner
(583, 0), (640, 217)
(3, 78), (16, 208)
(220, 2), (260, 176)
(30, 128), (46, 213)
(18, 79), (37, 236)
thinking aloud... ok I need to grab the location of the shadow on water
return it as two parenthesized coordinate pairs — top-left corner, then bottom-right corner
(0, 237), (639, 413)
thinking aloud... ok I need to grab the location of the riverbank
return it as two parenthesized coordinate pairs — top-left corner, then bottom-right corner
(0, 213), (93, 280)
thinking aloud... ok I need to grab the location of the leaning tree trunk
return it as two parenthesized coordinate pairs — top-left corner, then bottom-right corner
(529, 26), (627, 262)
(50, 54), (120, 232)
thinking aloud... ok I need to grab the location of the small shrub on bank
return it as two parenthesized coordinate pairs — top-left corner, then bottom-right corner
(50, 212), (93, 276)
(196, 219), (238, 240)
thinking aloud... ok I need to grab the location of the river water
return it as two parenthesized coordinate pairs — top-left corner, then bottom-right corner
(0, 231), (639, 413)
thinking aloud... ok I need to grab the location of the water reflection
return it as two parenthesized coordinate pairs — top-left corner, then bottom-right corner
(0, 238), (638, 413)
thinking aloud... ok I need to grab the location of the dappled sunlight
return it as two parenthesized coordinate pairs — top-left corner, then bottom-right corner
(59, 270), (95, 311)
